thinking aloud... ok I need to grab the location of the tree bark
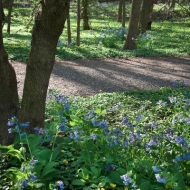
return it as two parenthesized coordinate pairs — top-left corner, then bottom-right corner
(0, 0), (19, 145)
(7, 0), (13, 34)
(139, 0), (154, 34)
(67, 2), (71, 45)
(123, 0), (142, 50)
(118, 0), (123, 22)
(122, 0), (125, 28)
(81, 0), (90, 30)
(19, 0), (70, 132)
(77, 0), (80, 46)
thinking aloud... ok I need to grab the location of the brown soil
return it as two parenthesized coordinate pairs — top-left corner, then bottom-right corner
(11, 56), (190, 98)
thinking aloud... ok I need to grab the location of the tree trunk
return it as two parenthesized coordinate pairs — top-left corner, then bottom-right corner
(77, 0), (80, 46)
(118, 0), (123, 22)
(169, 0), (175, 9)
(81, 0), (90, 30)
(19, 0), (70, 132)
(123, 0), (142, 50)
(139, 0), (154, 34)
(7, 0), (13, 34)
(0, 0), (19, 145)
(122, 0), (125, 28)
(67, 2), (71, 45)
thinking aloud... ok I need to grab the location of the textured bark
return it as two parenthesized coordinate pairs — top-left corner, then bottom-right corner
(123, 0), (142, 50)
(139, 0), (154, 34)
(0, 0), (19, 145)
(19, 0), (70, 132)
(81, 0), (90, 30)
(67, 2), (71, 44)
(118, 0), (123, 22)
(122, 0), (125, 28)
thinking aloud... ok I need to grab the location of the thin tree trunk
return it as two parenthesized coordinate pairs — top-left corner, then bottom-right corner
(122, 0), (125, 28)
(19, 0), (70, 132)
(82, 0), (90, 30)
(7, 0), (13, 34)
(0, 0), (19, 145)
(123, 0), (142, 50)
(118, 0), (123, 22)
(77, 0), (80, 46)
(67, 2), (71, 45)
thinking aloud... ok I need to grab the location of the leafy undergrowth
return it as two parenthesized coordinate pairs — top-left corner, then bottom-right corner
(1, 86), (190, 189)
(2, 4), (190, 62)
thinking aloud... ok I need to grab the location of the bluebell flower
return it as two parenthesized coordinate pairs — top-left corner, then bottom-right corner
(148, 138), (157, 146)
(153, 166), (161, 173)
(56, 180), (64, 189)
(90, 133), (97, 141)
(21, 180), (29, 189)
(169, 97), (177, 104)
(64, 103), (70, 111)
(85, 109), (94, 119)
(7, 116), (18, 127)
(8, 128), (12, 134)
(183, 153), (190, 160)
(122, 138), (128, 147)
(175, 155), (183, 162)
(30, 173), (37, 181)
(105, 164), (116, 172)
(60, 123), (66, 132)
(92, 117), (98, 126)
(120, 174), (133, 186)
(176, 136), (188, 147)
(20, 133), (26, 138)
(136, 114), (143, 122)
(19, 122), (30, 128)
(155, 174), (166, 184)
(57, 95), (67, 103)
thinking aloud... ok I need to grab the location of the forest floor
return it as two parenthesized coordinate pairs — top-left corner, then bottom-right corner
(11, 56), (190, 98)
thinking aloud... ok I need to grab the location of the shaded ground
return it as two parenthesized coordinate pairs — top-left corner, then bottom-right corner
(11, 56), (190, 98)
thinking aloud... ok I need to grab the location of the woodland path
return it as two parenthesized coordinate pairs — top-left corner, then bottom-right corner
(11, 56), (190, 98)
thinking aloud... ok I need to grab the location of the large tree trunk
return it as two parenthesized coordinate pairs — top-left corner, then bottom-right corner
(19, 0), (70, 132)
(0, 0), (19, 145)
(139, 0), (154, 34)
(81, 0), (90, 30)
(123, 0), (142, 50)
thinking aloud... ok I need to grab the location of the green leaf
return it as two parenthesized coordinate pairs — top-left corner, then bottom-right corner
(41, 161), (59, 177)
(90, 166), (99, 177)
(173, 173), (182, 181)
(109, 171), (123, 185)
(34, 148), (51, 162)
(140, 181), (153, 190)
(72, 179), (86, 186)
(177, 179), (186, 189)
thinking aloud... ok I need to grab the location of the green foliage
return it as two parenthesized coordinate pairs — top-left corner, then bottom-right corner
(2, 5), (190, 61)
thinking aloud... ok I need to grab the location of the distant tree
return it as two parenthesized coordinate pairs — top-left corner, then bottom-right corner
(168, 0), (175, 9)
(122, 0), (125, 28)
(139, 0), (155, 34)
(81, 0), (90, 30)
(2, 0), (14, 34)
(123, 0), (142, 50)
(77, 0), (80, 46)
(0, 0), (70, 144)
(118, 0), (123, 22)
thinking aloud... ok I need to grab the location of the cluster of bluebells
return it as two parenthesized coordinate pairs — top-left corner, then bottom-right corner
(20, 159), (38, 189)
(120, 173), (136, 188)
(172, 79), (185, 88)
(7, 116), (30, 137)
(57, 94), (70, 111)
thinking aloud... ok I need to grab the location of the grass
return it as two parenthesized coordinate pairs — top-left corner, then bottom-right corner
(2, 3), (190, 61)
(1, 2), (190, 190)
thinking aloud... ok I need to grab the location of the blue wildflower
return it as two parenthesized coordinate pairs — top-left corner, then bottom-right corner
(56, 180), (64, 189)
(85, 109), (94, 119)
(120, 174), (133, 186)
(19, 122), (30, 128)
(155, 174), (166, 184)
(64, 103), (70, 111)
(183, 153), (190, 160)
(60, 123), (66, 132)
(153, 166), (161, 173)
(175, 155), (183, 162)
(8, 128), (12, 134)
(30, 173), (37, 181)
(136, 114), (143, 122)
(90, 133), (97, 141)
(20, 133), (26, 138)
